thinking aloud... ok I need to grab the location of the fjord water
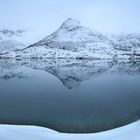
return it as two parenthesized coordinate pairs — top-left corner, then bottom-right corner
(0, 59), (140, 133)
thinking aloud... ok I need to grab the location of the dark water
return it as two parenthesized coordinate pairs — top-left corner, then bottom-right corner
(0, 59), (140, 133)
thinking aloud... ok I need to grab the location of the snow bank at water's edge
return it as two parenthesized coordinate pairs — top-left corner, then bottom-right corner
(0, 120), (140, 140)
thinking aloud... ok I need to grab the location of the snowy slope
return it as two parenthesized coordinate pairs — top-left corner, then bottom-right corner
(110, 34), (140, 51)
(0, 29), (26, 53)
(0, 29), (25, 39)
(0, 40), (25, 54)
(0, 120), (140, 140)
(32, 18), (108, 47)
(0, 29), (43, 54)
(22, 18), (110, 56)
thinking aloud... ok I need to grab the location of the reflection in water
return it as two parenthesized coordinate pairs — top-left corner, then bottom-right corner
(0, 59), (140, 89)
(0, 72), (27, 80)
(0, 59), (140, 133)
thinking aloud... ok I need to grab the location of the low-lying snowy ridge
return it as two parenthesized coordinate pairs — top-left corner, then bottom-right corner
(0, 29), (43, 54)
(0, 29), (25, 39)
(0, 29), (26, 54)
(0, 40), (25, 54)
(110, 34), (140, 51)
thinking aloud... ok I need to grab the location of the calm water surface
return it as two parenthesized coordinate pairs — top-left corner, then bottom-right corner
(0, 59), (140, 133)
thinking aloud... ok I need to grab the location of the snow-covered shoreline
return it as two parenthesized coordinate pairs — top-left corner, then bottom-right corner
(0, 120), (140, 140)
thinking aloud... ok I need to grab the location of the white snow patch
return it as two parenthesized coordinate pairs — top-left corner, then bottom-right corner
(0, 121), (140, 140)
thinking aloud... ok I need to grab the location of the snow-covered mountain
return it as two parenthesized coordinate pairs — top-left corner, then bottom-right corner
(30, 18), (108, 49)
(0, 40), (25, 54)
(0, 29), (25, 38)
(110, 34), (140, 52)
(0, 29), (43, 54)
(0, 19), (111, 59)
(0, 29), (26, 54)
(1, 18), (140, 59)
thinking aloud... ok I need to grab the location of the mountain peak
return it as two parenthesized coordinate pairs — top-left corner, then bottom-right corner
(30, 18), (105, 47)
(60, 18), (82, 31)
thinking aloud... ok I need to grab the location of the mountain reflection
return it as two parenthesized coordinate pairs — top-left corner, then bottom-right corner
(0, 59), (140, 89)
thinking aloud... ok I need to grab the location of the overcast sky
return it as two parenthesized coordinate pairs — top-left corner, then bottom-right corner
(0, 0), (140, 34)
